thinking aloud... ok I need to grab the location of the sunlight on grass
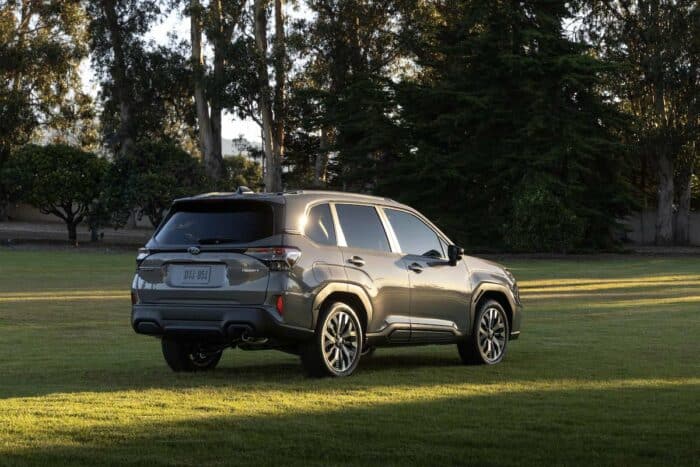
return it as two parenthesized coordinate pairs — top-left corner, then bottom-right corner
(1, 253), (699, 465)
(519, 274), (700, 288)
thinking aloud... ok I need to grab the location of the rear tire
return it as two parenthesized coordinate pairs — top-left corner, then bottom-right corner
(458, 300), (509, 365)
(301, 302), (363, 377)
(161, 338), (223, 372)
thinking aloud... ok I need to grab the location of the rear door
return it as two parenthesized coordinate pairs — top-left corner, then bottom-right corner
(382, 208), (471, 341)
(333, 203), (410, 341)
(135, 200), (278, 305)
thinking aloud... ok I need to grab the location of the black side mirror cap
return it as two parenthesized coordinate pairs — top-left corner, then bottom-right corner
(447, 245), (464, 266)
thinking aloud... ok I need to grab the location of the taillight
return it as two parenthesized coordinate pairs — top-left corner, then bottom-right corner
(246, 247), (301, 271)
(275, 295), (284, 315)
(131, 290), (139, 305)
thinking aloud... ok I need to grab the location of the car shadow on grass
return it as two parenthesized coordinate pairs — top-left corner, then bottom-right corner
(2, 381), (698, 467)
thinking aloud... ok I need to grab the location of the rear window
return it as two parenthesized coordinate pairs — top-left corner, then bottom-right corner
(154, 201), (274, 245)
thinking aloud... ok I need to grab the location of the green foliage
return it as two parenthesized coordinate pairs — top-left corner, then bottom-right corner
(2, 144), (107, 242)
(0, 1), (90, 212)
(382, 0), (632, 250)
(217, 156), (263, 192)
(103, 142), (208, 227)
(504, 180), (584, 253)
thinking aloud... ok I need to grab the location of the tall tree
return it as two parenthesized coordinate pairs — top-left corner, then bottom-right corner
(293, 0), (409, 189)
(388, 0), (631, 250)
(87, 0), (161, 157)
(0, 0), (89, 217)
(579, 0), (699, 245)
(187, 0), (245, 180)
(254, 0), (286, 192)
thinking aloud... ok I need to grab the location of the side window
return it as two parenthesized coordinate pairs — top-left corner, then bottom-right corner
(335, 204), (390, 252)
(385, 208), (443, 257)
(305, 203), (337, 246)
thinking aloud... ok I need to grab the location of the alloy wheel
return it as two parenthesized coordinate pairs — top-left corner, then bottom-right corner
(478, 307), (507, 362)
(321, 305), (360, 372)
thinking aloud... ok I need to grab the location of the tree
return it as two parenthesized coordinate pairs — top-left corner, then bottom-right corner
(578, 0), (699, 245)
(218, 155), (263, 191)
(86, 0), (161, 158)
(185, 0), (246, 181)
(0, 0), (89, 218)
(2, 144), (107, 244)
(103, 141), (208, 227)
(387, 0), (631, 250)
(292, 0), (410, 189)
(253, 0), (287, 192)
(99, 43), (198, 153)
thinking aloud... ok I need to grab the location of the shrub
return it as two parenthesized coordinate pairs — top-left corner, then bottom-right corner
(2, 144), (107, 244)
(103, 142), (208, 228)
(504, 180), (585, 253)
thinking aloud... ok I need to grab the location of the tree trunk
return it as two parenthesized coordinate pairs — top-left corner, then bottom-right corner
(254, 0), (280, 192)
(102, 0), (135, 158)
(314, 126), (330, 187)
(66, 220), (78, 246)
(190, 0), (222, 181)
(655, 151), (674, 245)
(675, 156), (694, 245)
(271, 0), (285, 191)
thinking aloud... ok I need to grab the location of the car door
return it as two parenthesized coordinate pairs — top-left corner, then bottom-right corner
(382, 207), (471, 342)
(333, 203), (411, 342)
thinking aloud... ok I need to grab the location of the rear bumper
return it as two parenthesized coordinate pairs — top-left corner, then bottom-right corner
(131, 303), (313, 342)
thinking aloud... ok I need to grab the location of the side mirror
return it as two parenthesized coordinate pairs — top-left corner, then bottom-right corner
(447, 245), (464, 266)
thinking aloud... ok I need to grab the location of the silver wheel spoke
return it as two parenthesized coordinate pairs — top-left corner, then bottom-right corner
(322, 307), (359, 373)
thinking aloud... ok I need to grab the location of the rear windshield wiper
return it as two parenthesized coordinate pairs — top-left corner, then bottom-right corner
(197, 238), (240, 245)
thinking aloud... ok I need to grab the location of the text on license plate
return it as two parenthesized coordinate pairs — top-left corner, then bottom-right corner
(180, 266), (211, 284)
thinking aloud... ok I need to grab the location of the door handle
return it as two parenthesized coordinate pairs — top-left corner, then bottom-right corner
(408, 262), (424, 273)
(348, 256), (365, 267)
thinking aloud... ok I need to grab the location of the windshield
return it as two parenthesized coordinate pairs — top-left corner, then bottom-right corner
(154, 201), (274, 245)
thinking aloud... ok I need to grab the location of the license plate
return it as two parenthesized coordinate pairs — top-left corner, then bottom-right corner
(179, 266), (211, 285)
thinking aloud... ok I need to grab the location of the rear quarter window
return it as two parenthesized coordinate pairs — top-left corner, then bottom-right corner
(154, 201), (274, 245)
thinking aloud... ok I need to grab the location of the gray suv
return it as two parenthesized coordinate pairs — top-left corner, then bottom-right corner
(131, 189), (522, 377)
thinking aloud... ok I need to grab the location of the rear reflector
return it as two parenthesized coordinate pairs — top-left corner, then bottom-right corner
(275, 295), (284, 315)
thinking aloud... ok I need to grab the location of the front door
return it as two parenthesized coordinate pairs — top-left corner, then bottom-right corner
(382, 208), (471, 342)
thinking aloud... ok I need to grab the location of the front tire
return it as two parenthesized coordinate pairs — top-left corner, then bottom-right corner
(458, 300), (509, 365)
(161, 338), (223, 372)
(301, 302), (363, 377)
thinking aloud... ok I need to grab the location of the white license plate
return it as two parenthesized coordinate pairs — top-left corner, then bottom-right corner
(179, 266), (211, 285)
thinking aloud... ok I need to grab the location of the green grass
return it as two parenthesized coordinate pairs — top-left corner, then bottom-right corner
(0, 250), (698, 466)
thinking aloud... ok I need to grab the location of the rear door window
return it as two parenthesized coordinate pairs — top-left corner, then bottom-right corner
(155, 201), (274, 245)
(335, 204), (390, 252)
(305, 203), (337, 246)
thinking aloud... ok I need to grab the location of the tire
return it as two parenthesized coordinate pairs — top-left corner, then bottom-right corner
(301, 301), (364, 377)
(161, 338), (223, 372)
(458, 299), (509, 365)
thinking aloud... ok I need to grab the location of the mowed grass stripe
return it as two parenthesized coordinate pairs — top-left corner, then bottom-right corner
(0, 252), (698, 466)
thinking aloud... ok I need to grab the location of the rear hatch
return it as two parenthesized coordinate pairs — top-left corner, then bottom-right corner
(134, 198), (284, 305)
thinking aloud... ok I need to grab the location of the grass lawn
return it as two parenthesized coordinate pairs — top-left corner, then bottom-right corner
(0, 250), (698, 466)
